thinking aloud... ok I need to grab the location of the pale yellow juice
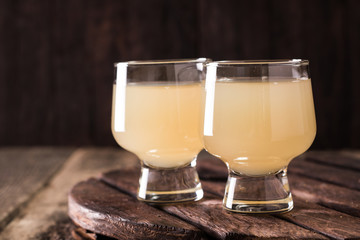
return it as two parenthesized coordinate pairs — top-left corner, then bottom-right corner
(203, 79), (316, 176)
(112, 82), (203, 169)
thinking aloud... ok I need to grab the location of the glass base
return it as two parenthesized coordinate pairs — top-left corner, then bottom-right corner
(137, 160), (203, 204)
(223, 168), (293, 213)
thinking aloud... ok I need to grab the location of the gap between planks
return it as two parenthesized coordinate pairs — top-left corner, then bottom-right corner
(0, 147), (74, 232)
(0, 148), (138, 240)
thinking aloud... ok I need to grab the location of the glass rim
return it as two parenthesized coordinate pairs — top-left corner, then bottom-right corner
(114, 58), (211, 67)
(207, 59), (309, 67)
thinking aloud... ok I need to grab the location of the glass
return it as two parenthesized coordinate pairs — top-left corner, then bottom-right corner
(202, 60), (316, 213)
(112, 58), (210, 203)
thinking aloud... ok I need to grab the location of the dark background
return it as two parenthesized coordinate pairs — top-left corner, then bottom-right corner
(0, 0), (359, 149)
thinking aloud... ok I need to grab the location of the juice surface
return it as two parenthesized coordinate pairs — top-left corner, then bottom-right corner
(112, 82), (203, 168)
(203, 79), (316, 176)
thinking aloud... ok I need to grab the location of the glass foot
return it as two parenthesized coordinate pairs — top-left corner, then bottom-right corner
(223, 168), (293, 213)
(137, 160), (203, 204)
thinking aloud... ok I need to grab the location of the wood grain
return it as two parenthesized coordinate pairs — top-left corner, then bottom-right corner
(280, 196), (360, 240)
(1, 0), (360, 148)
(69, 178), (203, 240)
(101, 168), (139, 197)
(289, 156), (360, 191)
(305, 151), (360, 171)
(289, 174), (360, 218)
(0, 147), (74, 231)
(0, 148), (138, 240)
(162, 195), (326, 240)
(3, 148), (360, 239)
(200, 179), (360, 240)
(197, 153), (360, 239)
(101, 169), (326, 239)
(197, 152), (360, 218)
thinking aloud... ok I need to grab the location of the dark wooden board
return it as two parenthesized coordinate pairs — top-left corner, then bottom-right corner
(196, 154), (360, 239)
(279, 196), (360, 240)
(100, 168), (140, 198)
(0, 147), (74, 231)
(68, 178), (203, 240)
(305, 151), (360, 171)
(289, 174), (360, 218)
(100, 169), (325, 239)
(197, 152), (360, 218)
(289, 155), (360, 191)
(200, 180), (360, 240)
(68, 150), (360, 239)
(161, 195), (326, 240)
(3, 148), (358, 239)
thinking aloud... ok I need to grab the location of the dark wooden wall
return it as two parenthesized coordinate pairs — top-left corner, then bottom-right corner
(0, 0), (359, 148)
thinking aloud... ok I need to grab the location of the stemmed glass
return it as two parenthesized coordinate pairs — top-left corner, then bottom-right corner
(112, 58), (210, 203)
(202, 60), (316, 213)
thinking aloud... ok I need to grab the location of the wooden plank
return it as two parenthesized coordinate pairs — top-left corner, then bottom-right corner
(198, 151), (360, 218)
(0, 0), (200, 146)
(101, 169), (326, 239)
(197, 156), (360, 219)
(201, 180), (360, 240)
(199, 151), (360, 215)
(305, 151), (360, 171)
(198, 157), (360, 240)
(162, 195), (326, 240)
(100, 168), (139, 197)
(279, 196), (360, 240)
(289, 155), (360, 191)
(0, 148), (138, 240)
(288, 174), (360, 218)
(0, 147), (74, 231)
(69, 178), (203, 239)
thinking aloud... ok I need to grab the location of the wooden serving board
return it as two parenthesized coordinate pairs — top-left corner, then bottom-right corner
(68, 151), (360, 239)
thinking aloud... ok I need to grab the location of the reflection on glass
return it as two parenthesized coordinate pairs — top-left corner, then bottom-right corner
(112, 58), (210, 203)
(202, 60), (316, 213)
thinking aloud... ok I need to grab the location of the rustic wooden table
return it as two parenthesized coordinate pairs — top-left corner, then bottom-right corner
(0, 148), (359, 239)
